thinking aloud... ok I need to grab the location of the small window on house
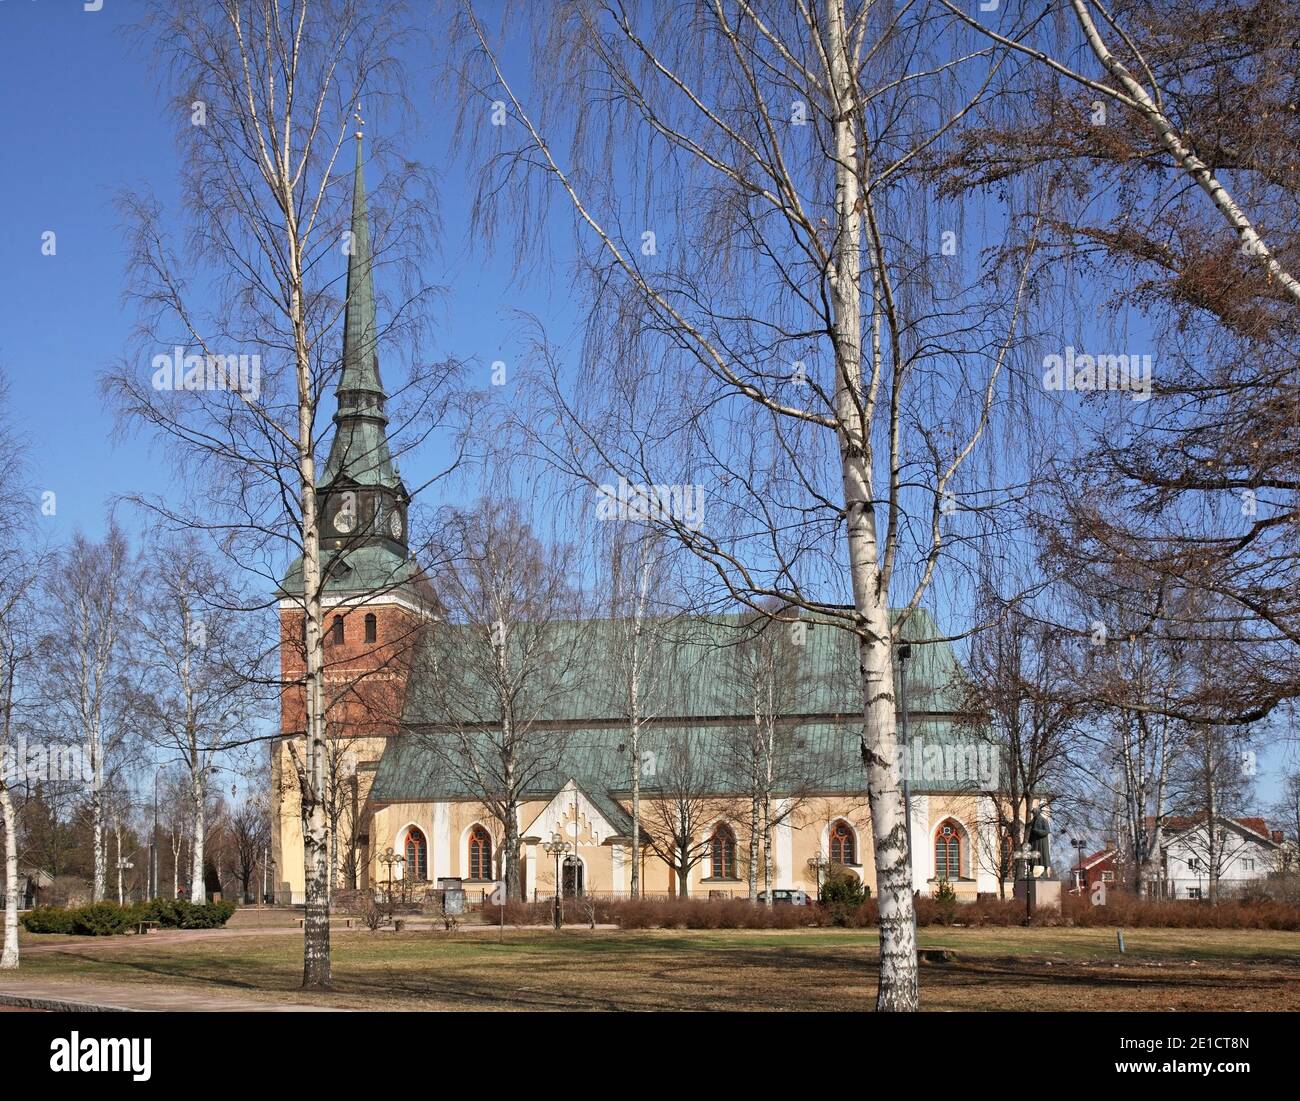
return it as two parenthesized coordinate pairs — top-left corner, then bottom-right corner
(830, 820), (856, 865)
(364, 613), (377, 643)
(1187, 887), (1202, 900)
(1242, 859), (1254, 871)
(469, 826), (493, 880)
(330, 615), (344, 646)
(710, 824), (736, 879)
(1101, 870), (1114, 883)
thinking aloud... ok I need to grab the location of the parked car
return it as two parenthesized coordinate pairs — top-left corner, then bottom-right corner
(756, 889), (812, 906)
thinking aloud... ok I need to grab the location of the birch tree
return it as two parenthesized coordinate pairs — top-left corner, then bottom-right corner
(453, 0), (1038, 1009)
(107, 0), (463, 987)
(601, 529), (678, 898)
(1168, 719), (1259, 906)
(37, 528), (136, 904)
(132, 534), (264, 904)
(0, 554), (42, 969)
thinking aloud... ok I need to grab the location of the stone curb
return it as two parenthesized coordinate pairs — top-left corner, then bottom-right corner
(0, 992), (130, 1012)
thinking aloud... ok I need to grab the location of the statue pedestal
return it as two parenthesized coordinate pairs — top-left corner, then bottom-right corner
(1014, 877), (1061, 913)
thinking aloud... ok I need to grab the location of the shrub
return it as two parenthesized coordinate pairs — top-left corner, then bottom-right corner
(71, 901), (134, 936)
(484, 896), (820, 929)
(820, 874), (865, 907)
(21, 906), (75, 935)
(21, 899), (237, 937)
(474, 892), (1300, 931)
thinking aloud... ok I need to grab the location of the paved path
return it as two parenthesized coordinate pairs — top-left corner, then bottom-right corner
(0, 977), (344, 1012)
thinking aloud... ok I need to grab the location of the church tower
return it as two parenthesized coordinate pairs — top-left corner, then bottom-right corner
(271, 124), (434, 904)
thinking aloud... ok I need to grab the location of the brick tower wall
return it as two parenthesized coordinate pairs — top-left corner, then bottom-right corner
(272, 600), (426, 903)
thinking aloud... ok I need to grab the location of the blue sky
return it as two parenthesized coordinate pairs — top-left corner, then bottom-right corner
(0, 0), (568, 547)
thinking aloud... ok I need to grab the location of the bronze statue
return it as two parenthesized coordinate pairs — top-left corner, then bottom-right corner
(1027, 803), (1051, 876)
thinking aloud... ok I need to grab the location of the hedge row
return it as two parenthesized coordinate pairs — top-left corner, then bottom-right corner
(484, 894), (1300, 931)
(22, 899), (237, 936)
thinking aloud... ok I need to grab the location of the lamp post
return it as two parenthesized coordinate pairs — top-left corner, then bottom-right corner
(150, 768), (161, 901)
(1072, 837), (1088, 894)
(807, 853), (830, 901)
(378, 847), (404, 907)
(542, 833), (571, 930)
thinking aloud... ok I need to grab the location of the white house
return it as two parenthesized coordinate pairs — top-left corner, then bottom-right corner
(1157, 815), (1283, 899)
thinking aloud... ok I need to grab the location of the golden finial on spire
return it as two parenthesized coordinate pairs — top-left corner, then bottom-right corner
(354, 103), (364, 141)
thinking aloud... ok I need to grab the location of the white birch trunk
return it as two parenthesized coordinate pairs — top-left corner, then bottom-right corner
(629, 714), (641, 899)
(761, 793), (773, 905)
(1, 784), (18, 969)
(287, 216), (332, 984)
(90, 727), (105, 903)
(189, 768), (206, 904)
(827, 0), (917, 1011)
(748, 790), (760, 902)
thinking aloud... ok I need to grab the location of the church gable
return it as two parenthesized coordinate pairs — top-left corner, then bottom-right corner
(521, 781), (631, 846)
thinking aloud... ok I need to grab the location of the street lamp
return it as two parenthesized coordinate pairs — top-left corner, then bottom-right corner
(1071, 837), (1088, 894)
(378, 847), (404, 906)
(807, 853), (830, 900)
(542, 833), (571, 930)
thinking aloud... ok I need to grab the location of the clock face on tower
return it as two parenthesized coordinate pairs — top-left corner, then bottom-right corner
(389, 509), (404, 540)
(333, 495), (356, 534)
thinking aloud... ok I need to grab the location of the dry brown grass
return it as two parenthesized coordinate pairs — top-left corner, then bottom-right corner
(6, 925), (1300, 1011)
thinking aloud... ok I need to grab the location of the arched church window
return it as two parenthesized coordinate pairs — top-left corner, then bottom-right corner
(935, 820), (962, 880)
(710, 824), (736, 879)
(469, 826), (493, 880)
(330, 615), (344, 646)
(404, 827), (428, 881)
(830, 819), (856, 865)
(364, 613), (377, 643)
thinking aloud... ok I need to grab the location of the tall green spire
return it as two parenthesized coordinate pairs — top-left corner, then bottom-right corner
(320, 122), (402, 491)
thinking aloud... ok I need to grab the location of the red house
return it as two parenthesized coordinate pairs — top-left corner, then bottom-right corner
(1071, 849), (1119, 894)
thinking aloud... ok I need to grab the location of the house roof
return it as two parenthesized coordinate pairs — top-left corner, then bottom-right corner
(1072, 849), (1117, 871)
(1150, 814), (1281, 847)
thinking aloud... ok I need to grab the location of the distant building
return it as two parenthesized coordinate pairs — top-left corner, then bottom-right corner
(1070, 848), (1119, 894)
(1155, 816), (1283, 899)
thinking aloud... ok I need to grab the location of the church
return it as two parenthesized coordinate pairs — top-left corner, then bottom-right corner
(270, 134), (1006, 907)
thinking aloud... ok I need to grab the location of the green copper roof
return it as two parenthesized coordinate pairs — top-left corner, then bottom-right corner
(369, 609), (991, 804)
(369, 718), (989, 804)
(277, 542), (426, 601)
(319, 132), (405, 492)
(398, 607), (968, 728)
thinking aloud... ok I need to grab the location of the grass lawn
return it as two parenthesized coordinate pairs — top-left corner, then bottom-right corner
(8, 925), (1300, 1011)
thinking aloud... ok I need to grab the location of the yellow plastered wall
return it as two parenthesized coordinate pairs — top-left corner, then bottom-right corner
(276, 783), (1004, 904)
